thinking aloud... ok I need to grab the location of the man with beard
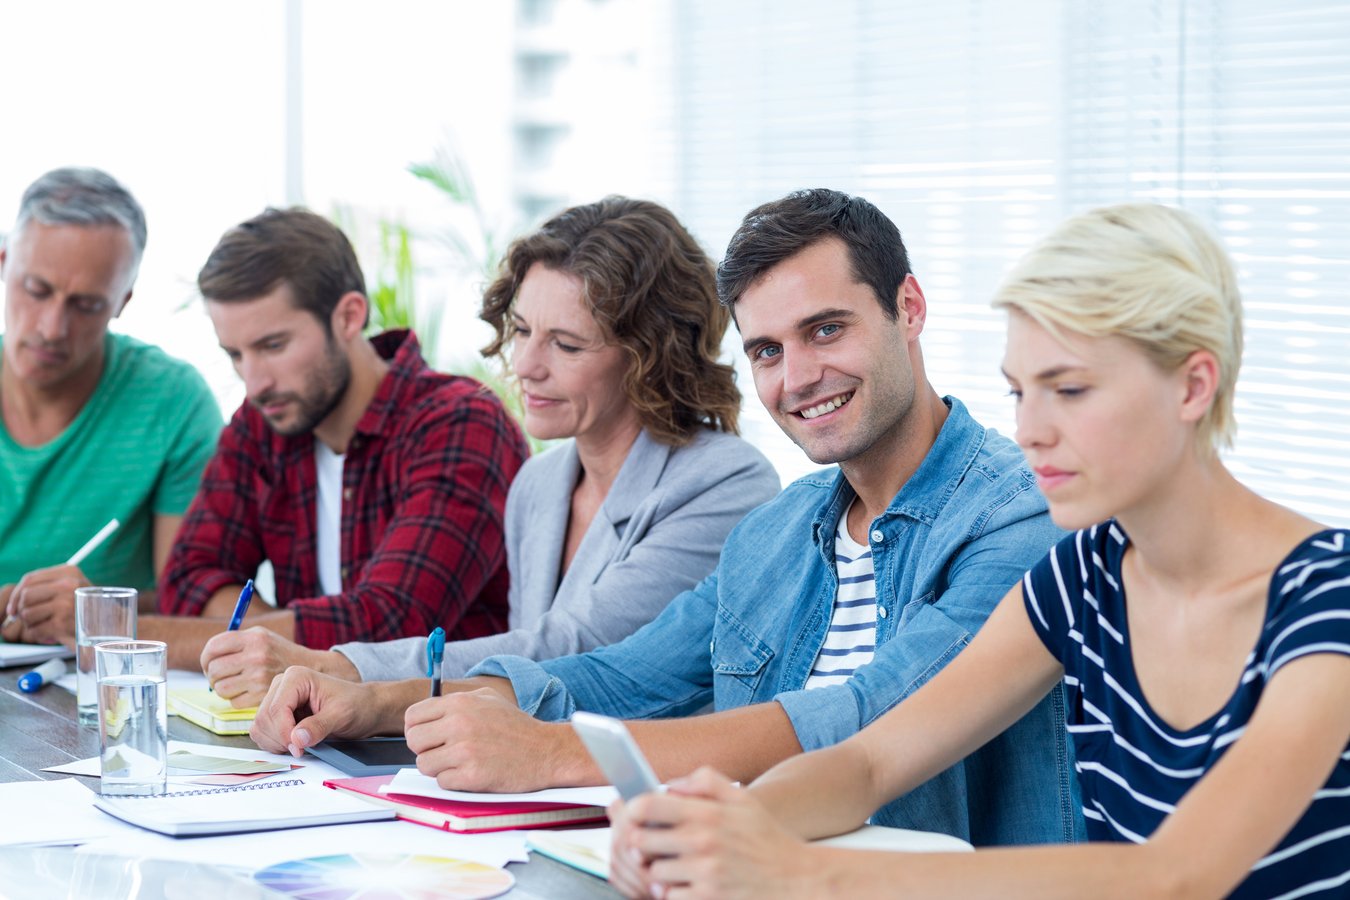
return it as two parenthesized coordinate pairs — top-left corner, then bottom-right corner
(150, 208), (528, 670)
(250, 190), (1081, 848)
(0, 167), (221, 646)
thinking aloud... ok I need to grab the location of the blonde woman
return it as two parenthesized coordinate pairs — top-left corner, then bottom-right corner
(611, 204), (1350, 899)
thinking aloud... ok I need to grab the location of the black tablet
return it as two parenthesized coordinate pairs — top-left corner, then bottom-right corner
(307, 737), (418, 776)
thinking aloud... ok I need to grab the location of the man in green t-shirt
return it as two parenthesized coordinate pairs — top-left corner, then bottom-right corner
(0, 167), (222, 645)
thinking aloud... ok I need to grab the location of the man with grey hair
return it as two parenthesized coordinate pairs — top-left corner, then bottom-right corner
(1, 167), (221, 645)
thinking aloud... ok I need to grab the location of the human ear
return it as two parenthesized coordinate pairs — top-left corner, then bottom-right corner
(899, 274), (928, 340)
(1178, 350), (1220, 426)
(332, 291), (369, 341)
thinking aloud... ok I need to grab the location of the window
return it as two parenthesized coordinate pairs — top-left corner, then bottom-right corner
(667, 0), (1350, 524)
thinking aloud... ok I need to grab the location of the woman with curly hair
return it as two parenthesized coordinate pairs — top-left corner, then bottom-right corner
(212, 199), (779, 731)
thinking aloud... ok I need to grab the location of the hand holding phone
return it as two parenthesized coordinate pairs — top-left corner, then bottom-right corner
(571, 711), (662, 800)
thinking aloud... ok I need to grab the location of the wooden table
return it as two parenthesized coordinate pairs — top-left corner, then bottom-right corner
(0, 668), (620, 899)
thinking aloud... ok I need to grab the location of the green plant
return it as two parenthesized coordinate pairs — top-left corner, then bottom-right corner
(333, 150), (548, 453)
(407, 152), (505, 286)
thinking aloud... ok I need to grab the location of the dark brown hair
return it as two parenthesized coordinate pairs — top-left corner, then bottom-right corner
(481, 197), (740, 444)
(717, 188), (911, 320)
(197, 207), (368, 330)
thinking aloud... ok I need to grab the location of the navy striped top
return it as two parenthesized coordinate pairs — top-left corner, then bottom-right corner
(1024, 522), (1350, 899)
(805, 515), (877, 688)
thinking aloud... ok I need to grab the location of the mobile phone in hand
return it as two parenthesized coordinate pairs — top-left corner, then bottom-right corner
(571, 711), (662, 800)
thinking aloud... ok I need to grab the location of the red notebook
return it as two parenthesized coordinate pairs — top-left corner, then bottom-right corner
(323, 774), (608, 834)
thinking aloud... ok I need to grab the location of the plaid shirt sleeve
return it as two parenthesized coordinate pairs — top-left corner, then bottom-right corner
(157, 407), (270, 616)
(286, 390), (523, 648)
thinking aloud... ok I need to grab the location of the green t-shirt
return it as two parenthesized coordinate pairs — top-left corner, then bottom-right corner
(0, 332), (223, 590)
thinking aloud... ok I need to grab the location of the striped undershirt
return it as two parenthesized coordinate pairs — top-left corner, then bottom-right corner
(1024, 522), (1350, 899)
(805, 508), (877, 689)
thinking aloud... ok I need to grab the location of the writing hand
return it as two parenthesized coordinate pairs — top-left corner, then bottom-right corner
(1, 584), (19, 641)
(202, 627), (358, 708)
(7, 565), (89, 646)
(404, 689), (572, 792)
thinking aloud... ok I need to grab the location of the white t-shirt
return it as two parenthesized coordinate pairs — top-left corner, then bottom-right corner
(314, 442), (345, 596)
(805, 506), (878, 689)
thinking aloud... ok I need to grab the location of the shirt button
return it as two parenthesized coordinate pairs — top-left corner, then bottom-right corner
(709, 639), (715, 655)
(870, 529), (884, 543)
(878, 606), (888, 619)
(340, 566), (349, 580)
(343, 487), (354, 501)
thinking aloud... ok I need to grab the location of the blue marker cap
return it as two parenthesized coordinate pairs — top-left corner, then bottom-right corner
(425, 627), (446, 677)
(18, 658), (67, 693)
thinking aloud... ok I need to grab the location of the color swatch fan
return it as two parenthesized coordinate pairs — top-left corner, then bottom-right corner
(253, 853), (514, 900)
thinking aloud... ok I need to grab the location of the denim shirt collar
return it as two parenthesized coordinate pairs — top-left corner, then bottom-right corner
(809, 396), (985, 558)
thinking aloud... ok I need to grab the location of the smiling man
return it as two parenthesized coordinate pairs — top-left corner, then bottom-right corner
(1, 168), (221, 645)
(148, 207), (528, 670)
(251, 190), (1081, 847)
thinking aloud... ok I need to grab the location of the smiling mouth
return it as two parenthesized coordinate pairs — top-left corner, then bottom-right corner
(798, 392), (854, 420)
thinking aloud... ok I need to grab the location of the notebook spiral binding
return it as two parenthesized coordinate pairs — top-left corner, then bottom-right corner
(110, 777), (304, 798)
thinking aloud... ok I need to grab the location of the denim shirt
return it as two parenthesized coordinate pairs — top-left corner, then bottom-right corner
(470, 397), (1084, 846)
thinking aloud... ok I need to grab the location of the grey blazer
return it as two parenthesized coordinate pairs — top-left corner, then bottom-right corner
(334, 427), (779, 680)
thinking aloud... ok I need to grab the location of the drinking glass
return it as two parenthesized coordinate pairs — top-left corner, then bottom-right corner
(74, 587), (137, 726)
(96, 640), (167, 797)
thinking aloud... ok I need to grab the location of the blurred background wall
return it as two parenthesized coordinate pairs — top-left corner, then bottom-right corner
(3, 0), (1348, 520)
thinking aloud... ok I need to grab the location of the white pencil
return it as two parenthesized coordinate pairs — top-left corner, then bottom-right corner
(67, 518), (120, 568)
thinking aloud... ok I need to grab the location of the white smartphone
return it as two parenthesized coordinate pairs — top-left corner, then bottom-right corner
(571, 711), (662, 800)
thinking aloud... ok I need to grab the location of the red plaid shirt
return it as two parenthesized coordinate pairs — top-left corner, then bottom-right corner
(158, 330), (528, 648)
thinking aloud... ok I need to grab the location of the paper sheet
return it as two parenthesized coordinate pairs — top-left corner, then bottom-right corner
(166, 750), (289, 775)
(0, 779), (133, 847)
(526, 824), (972, 879)
(43, 740), (347, 787)
(76, 819), (531, 871)
(0, 641), (73, 669)
(382, 768), (619, 807)
(52, 666), (207, 697)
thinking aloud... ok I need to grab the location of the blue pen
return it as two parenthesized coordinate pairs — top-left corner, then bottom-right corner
(18, 658), (67, 693)
(228, 579), (256, 631)
(209, 579), (257, 693)
(426, 627), (446, 698)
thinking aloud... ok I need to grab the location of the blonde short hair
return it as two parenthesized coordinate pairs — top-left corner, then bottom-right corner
(992, 203), (1243, 450)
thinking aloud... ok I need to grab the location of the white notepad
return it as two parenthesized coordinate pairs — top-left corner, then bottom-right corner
(93, 777), (395, 837)
(0, 640), (73, 668)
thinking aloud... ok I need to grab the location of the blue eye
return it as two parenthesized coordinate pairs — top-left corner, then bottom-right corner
(754, 345), (781, 361)
(817, 323), (841, 337)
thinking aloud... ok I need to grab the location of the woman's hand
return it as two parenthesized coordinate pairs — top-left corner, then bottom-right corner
(614, 767), (819, 900)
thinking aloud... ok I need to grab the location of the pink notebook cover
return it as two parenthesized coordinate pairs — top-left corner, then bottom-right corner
(323, 774), (608, 834)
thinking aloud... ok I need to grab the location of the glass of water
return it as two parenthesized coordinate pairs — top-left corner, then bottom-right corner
(75, 587), (138, 726)
(96, 640), (167, 797)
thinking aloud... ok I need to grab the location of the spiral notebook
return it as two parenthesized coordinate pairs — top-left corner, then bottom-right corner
(93, 777), (396, 837)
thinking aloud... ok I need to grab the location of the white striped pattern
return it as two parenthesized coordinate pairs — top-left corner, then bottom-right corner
(1024, 524), (1350, 898)
(805, 513), (877, 689)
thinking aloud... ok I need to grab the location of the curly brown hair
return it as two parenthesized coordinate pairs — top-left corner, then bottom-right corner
(480, 197), (741, 445)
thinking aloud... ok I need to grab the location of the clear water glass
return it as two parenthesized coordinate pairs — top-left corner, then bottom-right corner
(96, 639), (167, 797)
(75, 587), (137, 726)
